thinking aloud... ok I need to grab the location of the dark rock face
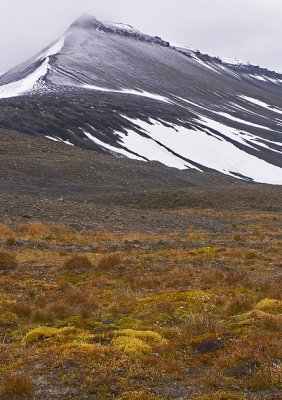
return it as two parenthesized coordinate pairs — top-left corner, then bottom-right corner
(0, 14), (281, 184)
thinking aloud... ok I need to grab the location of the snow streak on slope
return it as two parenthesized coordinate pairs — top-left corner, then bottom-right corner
(83, 126), (194, 169)
(83, 130), (144, 160)
(240, 96), (282, 116)
(0, 37), (65, 99)
(0, 62), (50, 99)
(83, 85), (170, 102)
(217, 112), (272, 131)
(88, 118), (282, 184)
(199, 116), (282, 154)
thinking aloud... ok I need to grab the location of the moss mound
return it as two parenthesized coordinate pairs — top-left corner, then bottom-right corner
(111, 329), (167, 356)
(23, 326), (94, 345)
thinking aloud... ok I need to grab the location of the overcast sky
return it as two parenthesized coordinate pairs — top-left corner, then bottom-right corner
(0, 0), (281, 73)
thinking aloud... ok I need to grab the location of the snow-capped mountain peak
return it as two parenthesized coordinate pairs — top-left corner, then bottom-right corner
(0, 14), (281, 185)
(70, 14), (100, 29)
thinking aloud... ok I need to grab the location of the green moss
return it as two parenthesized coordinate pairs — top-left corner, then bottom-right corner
(62, 342), (105, 354)
(111, 329), (167, 357)
(23, 326), (94, 345)
(115, 329), (167, 344)
(255, 298), (282, 314)
(111, 336), (152, 356)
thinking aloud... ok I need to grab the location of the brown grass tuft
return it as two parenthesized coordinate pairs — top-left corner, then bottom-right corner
(0, 225), (14, 238)
(5, 237), (16, 246)
(63, 255), (92, 271)
(221, 294), (254, 316)
(1, 372), (34, 395)
(180, 313), (222, 340)
(18, 222), (51, 238)
(98, 253), (122, 269)
(0, 250), (18, 270)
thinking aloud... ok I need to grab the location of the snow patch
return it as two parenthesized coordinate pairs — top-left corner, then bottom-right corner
(117, 128), (196, 170)
(116, 118), (282, 184)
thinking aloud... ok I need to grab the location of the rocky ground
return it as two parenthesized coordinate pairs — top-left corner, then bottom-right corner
(0, 131), (281, 399)
(0, 129), (281, 231)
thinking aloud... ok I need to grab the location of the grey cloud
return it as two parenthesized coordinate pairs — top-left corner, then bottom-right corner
(0, 0), (281, 72)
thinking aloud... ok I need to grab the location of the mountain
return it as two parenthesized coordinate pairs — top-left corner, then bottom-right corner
(0, 14), (281, 184)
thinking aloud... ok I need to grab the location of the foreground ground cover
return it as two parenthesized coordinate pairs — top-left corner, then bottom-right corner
(0, 210), (281, 399)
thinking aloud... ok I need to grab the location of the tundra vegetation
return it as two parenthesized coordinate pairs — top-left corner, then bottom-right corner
(0, 210), (281, 399)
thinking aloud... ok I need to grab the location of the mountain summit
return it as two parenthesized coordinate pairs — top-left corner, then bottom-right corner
(70, 14), (100, 29)
(0, 14), (281, 184)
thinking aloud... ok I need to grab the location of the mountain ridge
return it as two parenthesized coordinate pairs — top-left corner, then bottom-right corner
(2, 14), (281, 87)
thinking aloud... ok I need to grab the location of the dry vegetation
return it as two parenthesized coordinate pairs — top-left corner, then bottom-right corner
(0, 210), (281, 399)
